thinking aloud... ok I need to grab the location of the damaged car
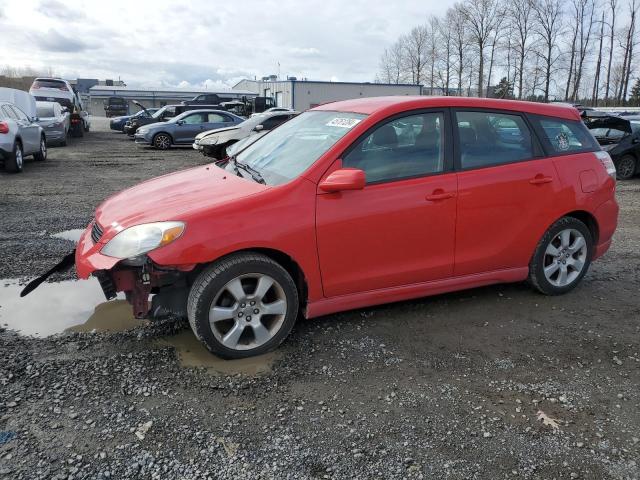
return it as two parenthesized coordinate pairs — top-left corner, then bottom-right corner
(584, 112), (640, 180)
(193, 111), (297, 159)
(24, 97), (618, 359)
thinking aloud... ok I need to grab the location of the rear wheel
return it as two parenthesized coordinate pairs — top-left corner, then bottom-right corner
(5, 142), (24, 173)
(33, 136), (47, 161)
(616, 155), (636, 180)
(153, 133), (172, 150)
(529, 217), (593, 295)
(187, 253), (299, 359)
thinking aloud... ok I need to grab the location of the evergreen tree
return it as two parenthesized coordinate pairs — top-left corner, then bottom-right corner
(629, 78), (640, 106)
(493, 77), (514, 99)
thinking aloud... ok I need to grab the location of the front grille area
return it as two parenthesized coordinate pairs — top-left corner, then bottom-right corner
(91, 221), (104, 244)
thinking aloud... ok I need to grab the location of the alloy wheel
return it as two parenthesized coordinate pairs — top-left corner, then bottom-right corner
(154, 134), (171, 149)
(543, 228), (588, 287)
(617, 156), (635, 180)
(40, 139), (47, 160)
(208, 273), (287, 351)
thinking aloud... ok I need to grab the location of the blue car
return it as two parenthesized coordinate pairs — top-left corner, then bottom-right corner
(134, 109), (244, 149)
(110, 108), (159, 132)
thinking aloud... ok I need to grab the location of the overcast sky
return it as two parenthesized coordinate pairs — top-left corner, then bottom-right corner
(0, 0), (456, 89)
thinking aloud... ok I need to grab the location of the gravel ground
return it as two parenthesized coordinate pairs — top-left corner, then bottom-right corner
(1, 118), (639, 479)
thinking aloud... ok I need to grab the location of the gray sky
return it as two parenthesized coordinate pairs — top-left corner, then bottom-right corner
(0, 0), (455, 89)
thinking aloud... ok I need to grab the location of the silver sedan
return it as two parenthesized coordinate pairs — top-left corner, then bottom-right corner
(36, 101), (70, 146)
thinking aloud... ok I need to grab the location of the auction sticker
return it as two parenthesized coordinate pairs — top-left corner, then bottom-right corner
(326, 118), (361, 128)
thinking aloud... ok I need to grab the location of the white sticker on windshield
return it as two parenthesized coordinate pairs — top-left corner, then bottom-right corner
(326, 118), (361, 129)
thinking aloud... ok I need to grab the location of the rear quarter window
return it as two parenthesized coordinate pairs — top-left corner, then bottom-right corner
(531, 115), (599, 154)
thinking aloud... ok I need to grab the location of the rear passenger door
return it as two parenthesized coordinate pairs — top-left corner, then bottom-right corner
(204, 112), (234, 131)
(453, 109), (561, 276)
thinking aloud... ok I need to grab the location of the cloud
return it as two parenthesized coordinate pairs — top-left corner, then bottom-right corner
(31, 28), (94, 52)
(288, 47), (322, 58)
(38, 0), (84, 21)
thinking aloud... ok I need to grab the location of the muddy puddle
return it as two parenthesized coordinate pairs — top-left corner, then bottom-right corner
(157, 331), (281, 376)
(0, 279), (142, 337)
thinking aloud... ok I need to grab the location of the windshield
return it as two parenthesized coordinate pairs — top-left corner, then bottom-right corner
(228, 111), (366, 185)
(36, 104), (55, 118)
(32, 79), (68, 90)
(631, 121), (640, 134)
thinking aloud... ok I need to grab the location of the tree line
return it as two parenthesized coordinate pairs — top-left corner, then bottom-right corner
(377, 0), (640, 107)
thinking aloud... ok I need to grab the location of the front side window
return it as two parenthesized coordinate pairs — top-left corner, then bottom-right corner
(456, 111), (534, 169)
(343, 112), (444, 183)
(534, 116), (599, 153)
(231, 110), (367, 185)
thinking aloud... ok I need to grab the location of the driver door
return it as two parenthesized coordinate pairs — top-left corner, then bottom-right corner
(174, 112), (206, 143)
(315, 110), (458, 297)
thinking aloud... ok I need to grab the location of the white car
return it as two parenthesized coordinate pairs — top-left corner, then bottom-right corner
(250, 107), (293, 118)
(193, 111), (298, 159)
(29, 78), (90, 135)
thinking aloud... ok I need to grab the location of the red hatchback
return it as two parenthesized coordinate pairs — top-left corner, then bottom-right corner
(74, 96), (618, 358)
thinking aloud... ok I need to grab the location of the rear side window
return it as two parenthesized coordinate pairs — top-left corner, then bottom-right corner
(1, 105), (17, 119)
(531, 116), (598, 154)
(455, 111), (534, 169)
(32, 79), (68, 90)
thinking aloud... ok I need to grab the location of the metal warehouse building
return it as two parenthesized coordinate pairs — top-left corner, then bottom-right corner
(88, 86), (255, 116)
(234, 78), (423, 111)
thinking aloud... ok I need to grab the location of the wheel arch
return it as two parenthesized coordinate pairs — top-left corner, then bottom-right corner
(153, 131), (174, 143)
(563, 210), (599, 246)
(188, 247), (309, 314)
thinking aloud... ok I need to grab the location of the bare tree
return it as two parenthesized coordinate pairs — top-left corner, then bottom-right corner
(450, 3), (469, 94)
(378, 40), (406, 84)
(435, 14), (455, 94)
(462, 0), (501, 97)
(567, 0), (597, 101)
(592, 10), (606, 105)
(602, 0), (618, 103)
(486, 13), (506, 95)
(618, 0), (639, 102)
(510, 0), (537, 98)
(402, 26), (429, 85)
(533, 0), (564, 101)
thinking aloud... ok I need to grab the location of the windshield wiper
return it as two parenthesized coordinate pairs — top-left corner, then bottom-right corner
(230, 156), (266, 184)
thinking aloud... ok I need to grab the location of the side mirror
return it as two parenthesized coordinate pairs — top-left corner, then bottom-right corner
(176, 120), (185, 125)
(319, 168), (366, 193)
(254, 124), (264, 132)
(31, 116), (39, 122)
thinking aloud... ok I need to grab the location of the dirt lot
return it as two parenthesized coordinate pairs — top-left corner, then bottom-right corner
(1, 118), (639, 479)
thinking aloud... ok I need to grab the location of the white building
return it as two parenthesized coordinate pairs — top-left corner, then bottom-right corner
(234, 78), (423, 111)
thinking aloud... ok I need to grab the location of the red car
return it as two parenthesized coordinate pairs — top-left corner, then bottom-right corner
(72, 96), (618, 358)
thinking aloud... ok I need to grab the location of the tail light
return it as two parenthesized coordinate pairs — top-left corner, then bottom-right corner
(595, 151), (616, 180)
(71, 118), (80, 124)
(0, 122), (9, 134)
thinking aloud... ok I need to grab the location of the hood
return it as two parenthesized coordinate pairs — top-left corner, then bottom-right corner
(584, 114), (632, 134)
(111, 115), (131, 122)
(94, 164), (267, 232)
(138, 121), (169, 131)
(196, 125), (241, 141)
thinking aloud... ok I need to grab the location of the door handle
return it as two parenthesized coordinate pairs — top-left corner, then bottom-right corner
(529, 175), (553, 185)
(426, 190), (456, 201)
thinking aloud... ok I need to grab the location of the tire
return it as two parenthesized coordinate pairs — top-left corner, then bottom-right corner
(5, 141), (24, 173)
(616, 155), (636, 180)
(84, 121), (90, 133)
(33, 136), (47, 161)
(153, 133), (172, 150)
(59, 137), (67, 147)
(529, 217), (593, 295)
(187, 253), (299, 359)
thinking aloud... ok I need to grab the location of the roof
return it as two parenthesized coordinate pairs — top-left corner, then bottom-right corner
(311, 96), (582, 120)
(234, 79), (422, 88)
(89, 85), (255, 96)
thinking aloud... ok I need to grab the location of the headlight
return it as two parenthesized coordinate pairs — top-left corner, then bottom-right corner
(202, 136), (219, 145)
(101, 221), (185, 259)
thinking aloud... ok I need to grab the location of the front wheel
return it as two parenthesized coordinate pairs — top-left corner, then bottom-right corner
(153, 133), (172, 150)
(187, 253), (299, 359)
(529, 217), (593, 295)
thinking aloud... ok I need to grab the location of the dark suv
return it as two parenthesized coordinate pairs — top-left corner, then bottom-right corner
(124, 102), (221, 136)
